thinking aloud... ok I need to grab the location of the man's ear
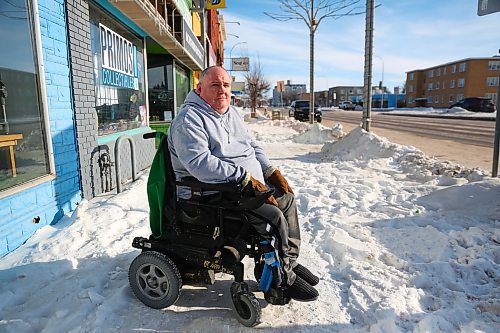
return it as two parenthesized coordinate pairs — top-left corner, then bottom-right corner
(195, 83), (201, 94)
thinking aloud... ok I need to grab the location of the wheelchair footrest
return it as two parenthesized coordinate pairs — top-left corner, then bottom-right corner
(264, 287), (291, 306)
(132, 237), (152, 250)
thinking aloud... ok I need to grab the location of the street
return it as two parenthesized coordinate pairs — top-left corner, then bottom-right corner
(322, 110), (495, 148)
(319, 110), (496, 172)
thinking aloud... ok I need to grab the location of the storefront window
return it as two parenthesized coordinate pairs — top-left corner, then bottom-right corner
(147, 54), (174, 122)
(0, 0), (50, 191)
(175, 64), (190, 114)
(89, 5), (147, 136)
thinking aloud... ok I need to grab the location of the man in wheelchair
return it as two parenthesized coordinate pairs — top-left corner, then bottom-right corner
(129, 66), (319, 326)
(167, 66), (319, 303)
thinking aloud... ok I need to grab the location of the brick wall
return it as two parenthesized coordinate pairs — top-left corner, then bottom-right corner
(0, 0), (81, 256)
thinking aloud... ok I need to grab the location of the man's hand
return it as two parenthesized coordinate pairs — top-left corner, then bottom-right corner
(267, 169), (293, 194)
(246, 176), (278, 206)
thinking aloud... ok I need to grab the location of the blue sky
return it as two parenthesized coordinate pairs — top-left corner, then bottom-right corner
(221, 0), (500, 93)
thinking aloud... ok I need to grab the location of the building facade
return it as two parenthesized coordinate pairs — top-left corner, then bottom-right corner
(272, 80), (307, 106)
(1, 0), (226, 256)
(405, 57), (500, 108)
(329, 86), (364, 106)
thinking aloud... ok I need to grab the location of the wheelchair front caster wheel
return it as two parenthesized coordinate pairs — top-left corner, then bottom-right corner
(232, 292), (261, 327)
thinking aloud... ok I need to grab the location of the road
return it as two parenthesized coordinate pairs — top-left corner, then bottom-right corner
(322, 111), (495, 148)
(320, 110), (497, 173)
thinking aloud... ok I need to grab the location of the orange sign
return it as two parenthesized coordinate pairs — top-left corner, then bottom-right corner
(277, 80), (284, 92)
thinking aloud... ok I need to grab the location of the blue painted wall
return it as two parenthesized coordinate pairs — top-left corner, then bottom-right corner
(0, 0), (81, 257)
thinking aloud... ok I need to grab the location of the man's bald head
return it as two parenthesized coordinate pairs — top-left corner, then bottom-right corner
(196, 66), (232, 114)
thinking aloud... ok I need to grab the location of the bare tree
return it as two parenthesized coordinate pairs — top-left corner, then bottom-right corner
(244, 59), (271, 113)
(283, 89), (301, 106)
(265, 0), (363, 123)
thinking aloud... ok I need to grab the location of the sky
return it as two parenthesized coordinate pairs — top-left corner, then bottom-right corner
(220, 0), (500, 93)
(0, 110), (499, 332)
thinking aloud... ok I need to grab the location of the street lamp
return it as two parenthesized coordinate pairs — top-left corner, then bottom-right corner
(229, 41), (247, 75)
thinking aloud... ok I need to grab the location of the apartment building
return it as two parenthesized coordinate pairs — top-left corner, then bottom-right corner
(405, 57), (500, 108)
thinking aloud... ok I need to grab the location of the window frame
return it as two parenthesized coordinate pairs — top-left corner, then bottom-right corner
(0, 0), (56, 199)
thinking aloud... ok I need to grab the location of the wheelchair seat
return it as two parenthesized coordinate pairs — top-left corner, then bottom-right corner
(128, 133), (290, 327)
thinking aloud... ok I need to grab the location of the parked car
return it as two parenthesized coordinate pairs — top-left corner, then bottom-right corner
(448, 97), (496, 113)
(338, 101), (355, 110)
(289, 100), (322, 122)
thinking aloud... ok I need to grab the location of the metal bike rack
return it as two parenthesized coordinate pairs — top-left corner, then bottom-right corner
(114, 135), (137, 193)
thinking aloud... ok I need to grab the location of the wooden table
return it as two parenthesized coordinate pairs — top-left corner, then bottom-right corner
(0, 134), (23, 177)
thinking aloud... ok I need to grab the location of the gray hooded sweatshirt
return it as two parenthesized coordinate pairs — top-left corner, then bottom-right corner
(168, 90), (273, 199)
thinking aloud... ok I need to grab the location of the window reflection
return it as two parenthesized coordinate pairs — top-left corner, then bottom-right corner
(0, 0), (50, 191)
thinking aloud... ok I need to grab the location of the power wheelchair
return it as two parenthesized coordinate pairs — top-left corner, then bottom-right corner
(128, 132), (290, 327)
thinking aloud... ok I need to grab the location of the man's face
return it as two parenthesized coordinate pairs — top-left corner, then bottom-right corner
(197, 67), (231, 114)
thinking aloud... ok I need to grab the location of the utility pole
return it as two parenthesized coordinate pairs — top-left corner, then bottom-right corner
(492, 55), (500, 176)
(308, 0), (318, 124)
(362, 0), (374, 131)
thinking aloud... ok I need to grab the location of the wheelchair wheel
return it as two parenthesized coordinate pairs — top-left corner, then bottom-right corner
(232, 292), (261, 327)
(129, 251), (182, 309)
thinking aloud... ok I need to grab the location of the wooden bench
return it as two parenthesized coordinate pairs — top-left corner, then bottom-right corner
(0, 134), (23, 177)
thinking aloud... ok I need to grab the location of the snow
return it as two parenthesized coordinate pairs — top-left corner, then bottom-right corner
(378, 107), (496, 119)
(1, 117), (499, 333)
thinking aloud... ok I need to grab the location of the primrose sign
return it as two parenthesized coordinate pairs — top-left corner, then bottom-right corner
(99, 23), (139, 90)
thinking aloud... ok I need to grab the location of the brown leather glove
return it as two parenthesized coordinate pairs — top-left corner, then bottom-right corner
(267, 169), (294, 194)
(247, 176), (278, 206)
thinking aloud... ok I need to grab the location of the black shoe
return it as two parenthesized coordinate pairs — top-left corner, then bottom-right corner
(293, 263), (320, 286)
(285, 275), (319, 302)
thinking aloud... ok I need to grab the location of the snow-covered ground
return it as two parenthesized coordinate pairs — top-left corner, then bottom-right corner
(1, 117), (499, 333)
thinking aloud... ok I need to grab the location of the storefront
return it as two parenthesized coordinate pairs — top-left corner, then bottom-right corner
(66, 0), (202, 199)
(0, 0), (81, 256)
(1, 0), (211, 256)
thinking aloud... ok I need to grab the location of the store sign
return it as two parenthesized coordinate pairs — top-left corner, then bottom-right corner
(477, 0), (500, 15)
(206, 0), (226, 9)
(231, 81), (245, 92)
(183, 19), (204, 68)
(99, 23), (139, 89)
(231, 57), (249, 71)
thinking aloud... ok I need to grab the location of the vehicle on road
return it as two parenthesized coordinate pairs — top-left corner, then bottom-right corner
(448, 97), (495, 113)
(338, 101), (356, 110)
(289, 100), (322, 122)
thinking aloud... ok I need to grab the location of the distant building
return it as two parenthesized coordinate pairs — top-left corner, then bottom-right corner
(328, 86), (364, 106)
(272, 80), (307, 106)
(314, 90), (329, 107)
(405, 57), (500, 108)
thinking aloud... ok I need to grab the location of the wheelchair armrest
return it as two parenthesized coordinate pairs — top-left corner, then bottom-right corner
(177, 176), (243, 193)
